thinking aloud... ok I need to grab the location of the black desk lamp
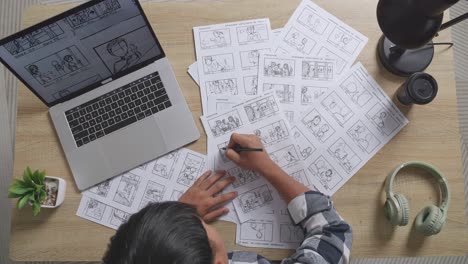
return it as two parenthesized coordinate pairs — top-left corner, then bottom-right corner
(377, 0), (468, 76)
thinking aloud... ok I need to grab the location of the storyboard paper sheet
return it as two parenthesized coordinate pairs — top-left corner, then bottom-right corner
(193, 19), (273, 114)
(76, 148), (207, 229)
(275, 0), (368, 76)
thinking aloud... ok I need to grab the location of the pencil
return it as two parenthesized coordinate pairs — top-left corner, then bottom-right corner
(221, 147), (263, 152)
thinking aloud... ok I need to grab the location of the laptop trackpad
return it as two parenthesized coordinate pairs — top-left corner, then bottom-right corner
(100, 119), (167, 173)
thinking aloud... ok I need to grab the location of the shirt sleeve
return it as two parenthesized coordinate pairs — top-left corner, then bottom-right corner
(281, 191), (352, 264)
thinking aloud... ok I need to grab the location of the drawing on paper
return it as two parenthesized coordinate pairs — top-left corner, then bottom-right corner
(328, 138), (362, 173)
(317, 47), (347, 74)
(240, 221), (273, 241)
(340, 74), (373, 107)
(113, 173), (140, 207)
(52, 74), (101, 100)
(109, 208), (130, 227)
(85, 198), (106, 220)
(284, 111), (295, 123)
(238, 185), (273, 213)
(263, 58), (295, 77)
(25, 45), (89, 86)
(177, 153), (204, 187)
(328, 26), (361, 55)
(301, 86), (328, 104)
(269, 145), (300, 169)
(263, 84), (295, 104)
(171, 190), (183, 201)
(292, 126), (316, 160)
(228, 167), (261, 188)
(308, 156), (343, 191)
(202, 54), (235, 74)
(280, 224), (304, 243)
(199, 29), (231, 49)
(244, 95), (279, 122)
(64, 0), (120, 30)
(139, 181), (166, 209)
(283, 27), (316, 55)
(89, 178), (112, 197)
(208, 110), (242, 137)
(297, 8), (329, 35)
(347, 120), (381, 153)
(321, 92), (354, 126)
(4, 23), (64, 57)
(152, 150), (179, 179)
(217, 141), (230, 163)
(240, 49), (265, 69)
(243, 75), (258, 95)
(206, 78), (238, 96)
(301, 108), (336, 143)
(366, 103), (399, 136)
(291, 169), (310, 186)
(236, 24), (269, 43)
(253, 120), (289, 146)
(302, 60), (334, 81)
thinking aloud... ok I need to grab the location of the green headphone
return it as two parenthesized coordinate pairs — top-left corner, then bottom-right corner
(384, 161), (450, 236)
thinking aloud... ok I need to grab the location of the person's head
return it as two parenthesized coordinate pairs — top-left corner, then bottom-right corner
(107, 38), (128, 57)
(28, 64), (39, 75)
(63, 55), (74, 63)
(103, 201), (227, 264)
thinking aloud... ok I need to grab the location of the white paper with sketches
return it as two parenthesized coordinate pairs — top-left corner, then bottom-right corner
(274, 0), (368, 76)
(293, 63), (409, 195)
(193, 18), (274, 114)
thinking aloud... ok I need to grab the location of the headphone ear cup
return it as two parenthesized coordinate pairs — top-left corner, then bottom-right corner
(384, 194), (409, 226)
(394, 194), (410, 226)
(415, 205), (445, 236)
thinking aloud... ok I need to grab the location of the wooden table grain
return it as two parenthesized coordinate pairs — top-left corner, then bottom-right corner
(9, 0), (468, 261)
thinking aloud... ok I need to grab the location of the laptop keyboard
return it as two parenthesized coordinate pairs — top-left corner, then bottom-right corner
(65, 72), (172, 148)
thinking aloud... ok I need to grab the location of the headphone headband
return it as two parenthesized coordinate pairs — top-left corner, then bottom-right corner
(385, 161), (450, 212)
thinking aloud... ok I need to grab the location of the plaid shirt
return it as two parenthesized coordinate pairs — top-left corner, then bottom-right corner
(228, 191), (352, 264)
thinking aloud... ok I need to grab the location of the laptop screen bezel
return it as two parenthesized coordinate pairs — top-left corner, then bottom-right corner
(0, 0), (166, 107)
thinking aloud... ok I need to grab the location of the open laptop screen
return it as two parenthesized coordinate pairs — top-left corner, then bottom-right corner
(0, 0), (163, 106)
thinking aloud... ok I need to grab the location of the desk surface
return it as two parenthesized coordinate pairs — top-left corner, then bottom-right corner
(10, 0), (468, 261)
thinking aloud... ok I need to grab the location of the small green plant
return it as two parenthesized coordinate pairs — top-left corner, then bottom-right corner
(8, 167), (47, 216)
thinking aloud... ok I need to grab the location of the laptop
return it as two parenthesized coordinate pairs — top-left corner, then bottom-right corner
(0, 0), (200, 190)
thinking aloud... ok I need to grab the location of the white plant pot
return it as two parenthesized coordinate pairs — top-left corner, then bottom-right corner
(41, 176), (66, 208)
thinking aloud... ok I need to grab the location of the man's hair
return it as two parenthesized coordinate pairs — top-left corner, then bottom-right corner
(102, 201), (213, 264)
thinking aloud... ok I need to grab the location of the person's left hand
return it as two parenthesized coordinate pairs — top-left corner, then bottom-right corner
(179, 170), (237, 222)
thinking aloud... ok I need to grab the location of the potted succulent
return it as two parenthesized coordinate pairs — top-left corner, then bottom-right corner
(8, 167), (66, 216)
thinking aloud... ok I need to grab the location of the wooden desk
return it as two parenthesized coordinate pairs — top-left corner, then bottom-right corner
(10, 0), (468, 261)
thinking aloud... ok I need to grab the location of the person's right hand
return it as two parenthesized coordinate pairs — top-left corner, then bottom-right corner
(225, 133), (275, 173)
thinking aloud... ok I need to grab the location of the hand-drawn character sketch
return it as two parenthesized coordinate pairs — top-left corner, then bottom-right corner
(64, 0), (121, 29)
(328, 138), (362, 172)
(139, 181), (166, 209)
(340, 75), (372, 107)
(280, 224), (304, 243)
(297, 8), (329, 35)
(109, 208), (130, 227)
(208, 110), (243, 137)
(291, 126), (316, 160)
(366, 103), (400, 136)
(228, 167), (261, 188)
(238, 185), (273, 213)
(202, 54), (234, 74)
(113, 173), (141, 207)
(206, 79), (238, 95)
(237, 24), (269, 43)
(240, 221), (273, 241)
(63, 54), (84, 72)
(240, 49), (264, 69)
(152, 150), (179, 179)
(200, 29), (231, 49)
(268, 145), (300, 168)
(177, 153), (204, 187)
(263, 83), (295, 104)
(321, 92), (354, 126)
(89, 178), (112, 197)
(104, 38), (142, 73)
(27, 64), (54, 85)
(291, 169), (310, 186)
(170, 190), (183, 201)
(253, 120), (289, 146)
(244, 96), (279, 122)
(301, 109), (336, 143)
(217, 141), (230, 163)
(347, 120), (381, 153)
(243, 76), (258, 95)
(301, 86), (328, 104)
(284, 28), (316, 54)
(308, 156), (343, 191)
(263, 58), (295, 77)
(302, 60), (334, 81)
(51, 60), (66, 75)
(328, 27), (361, 55)
(317, 47), (347, 74)
(4, 23), (64, 57)
(85, 198), (106, 220)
